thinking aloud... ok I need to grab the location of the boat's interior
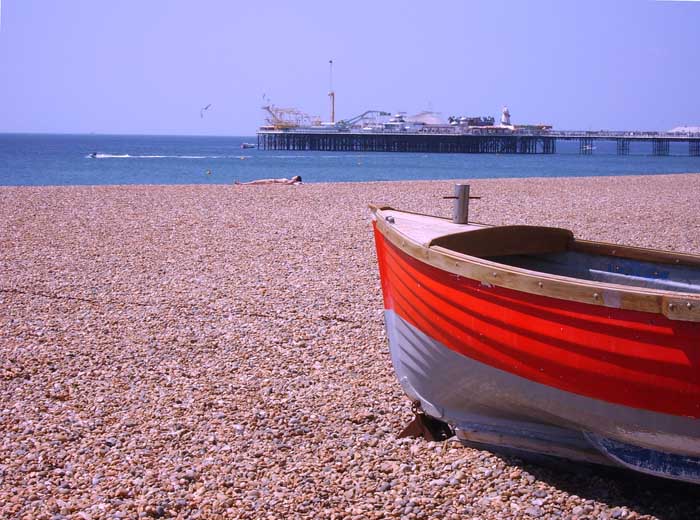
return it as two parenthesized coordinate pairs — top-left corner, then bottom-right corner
(429, 225), (700, 294)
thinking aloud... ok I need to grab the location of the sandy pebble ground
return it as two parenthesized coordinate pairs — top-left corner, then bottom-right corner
(1, 174), (699, 520)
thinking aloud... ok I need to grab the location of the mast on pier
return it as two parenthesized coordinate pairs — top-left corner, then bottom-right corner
(328, 59), (335, 124)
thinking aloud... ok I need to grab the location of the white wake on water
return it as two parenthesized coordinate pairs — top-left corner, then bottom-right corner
(87, 154), (229, 159)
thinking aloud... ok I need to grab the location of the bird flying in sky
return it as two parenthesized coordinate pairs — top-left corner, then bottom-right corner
(200, 104), (212, 118)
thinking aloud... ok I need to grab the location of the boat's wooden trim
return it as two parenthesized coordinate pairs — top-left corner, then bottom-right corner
(572, 239), (700, 268)
(368, 204), (395, 214)
(369, 204), (489, 228)
(373, 208), (700, 322)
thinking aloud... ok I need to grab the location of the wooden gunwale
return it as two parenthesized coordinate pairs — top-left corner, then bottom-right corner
(571, 240), (700, 268)
(372, 206), (700, 322)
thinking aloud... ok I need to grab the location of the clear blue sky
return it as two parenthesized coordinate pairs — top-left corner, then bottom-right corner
(1, 0), (699, 135)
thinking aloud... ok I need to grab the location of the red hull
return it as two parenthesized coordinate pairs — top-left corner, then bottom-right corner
(374, 224), (700, 419)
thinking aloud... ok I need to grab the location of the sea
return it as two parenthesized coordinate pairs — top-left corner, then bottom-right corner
(1, 133), (699, 186)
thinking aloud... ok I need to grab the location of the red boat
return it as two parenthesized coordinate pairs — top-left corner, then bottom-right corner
(371, 198), (700, 483)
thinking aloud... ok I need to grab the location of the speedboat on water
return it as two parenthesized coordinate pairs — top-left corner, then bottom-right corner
(240, 143), (257, 149)
(371, 193), (700, 483)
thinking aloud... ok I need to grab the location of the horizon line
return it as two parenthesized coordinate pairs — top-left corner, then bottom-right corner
(0, 131), (258, 138)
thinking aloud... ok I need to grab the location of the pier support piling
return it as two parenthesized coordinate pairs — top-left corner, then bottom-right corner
(652, 139), (670, 156)
(579, 138), (594, 155)
(616, 139), (630, 155)
(259, 132), (559, 154)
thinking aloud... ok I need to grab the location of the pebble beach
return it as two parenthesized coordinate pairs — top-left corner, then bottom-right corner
(1, 173), (700, 519)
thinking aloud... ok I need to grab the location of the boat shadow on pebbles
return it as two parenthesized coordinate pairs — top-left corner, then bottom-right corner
(480, 447), (700, 519)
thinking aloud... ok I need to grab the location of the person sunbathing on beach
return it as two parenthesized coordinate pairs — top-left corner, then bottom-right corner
(235, 175), (302, 186)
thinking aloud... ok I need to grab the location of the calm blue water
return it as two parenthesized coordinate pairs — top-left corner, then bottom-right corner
(1, 133), (698, 186)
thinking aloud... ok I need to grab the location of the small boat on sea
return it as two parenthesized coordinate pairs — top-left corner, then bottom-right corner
(371, 188), (700, 483)
(240, 143), (257, 149)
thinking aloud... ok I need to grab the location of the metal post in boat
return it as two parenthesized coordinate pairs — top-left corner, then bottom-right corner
(453, 184), (470, 224)
(444, 184), (481, 224)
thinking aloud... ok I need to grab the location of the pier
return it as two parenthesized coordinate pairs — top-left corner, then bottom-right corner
(258, 131), (556, 154)
(257, 128), (700, 156)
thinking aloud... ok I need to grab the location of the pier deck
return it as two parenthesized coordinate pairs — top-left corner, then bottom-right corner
(257, 129), (700, 156)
